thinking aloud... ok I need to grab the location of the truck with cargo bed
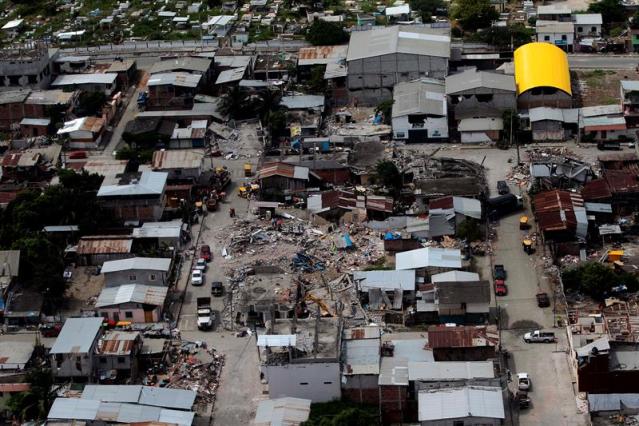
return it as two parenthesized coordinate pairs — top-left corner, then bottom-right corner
(197, 297), (214, 330)
(523, 330), (556, 343)
(487, 194), (523, 219)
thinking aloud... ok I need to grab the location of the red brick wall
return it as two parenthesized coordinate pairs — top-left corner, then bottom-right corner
(0, 102), (25, 131)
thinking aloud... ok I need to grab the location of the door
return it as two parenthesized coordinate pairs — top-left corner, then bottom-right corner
(144, 310), (154, 322)
(113, 312), (120, 322)
(408, 128), (428, 143)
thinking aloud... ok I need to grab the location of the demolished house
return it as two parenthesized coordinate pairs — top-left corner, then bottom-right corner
(533, 190), (587, 243)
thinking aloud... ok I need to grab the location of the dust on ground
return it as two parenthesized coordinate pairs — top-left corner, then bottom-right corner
(61, 266), (104, 316)
(574, 69), (639, 107)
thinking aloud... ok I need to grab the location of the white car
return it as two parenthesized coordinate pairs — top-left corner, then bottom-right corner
(194, 258), (208, 271)
(191, 269), (204, 286)
(517, 373), (531, 391)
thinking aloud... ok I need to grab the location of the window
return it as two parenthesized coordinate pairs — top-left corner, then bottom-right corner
(544, 35), (550, 41)
(129, 274), (136, 281)
(591, 26), (597, 33)
(117, 357), (126, 364)
(125, 311), (133, 319)
(577, 26), (583, 33)
(453, 422), (464, 426)
(323, 381), (332, 385)
(76, 356), (82, 363)
(299, 382), (309, 385)
(100, 357), (107, 364)
(561, 35), (567, 41)
(149, 274), (157, 281)
(101, 312), (109, 318)
(395, 132), (405, 138)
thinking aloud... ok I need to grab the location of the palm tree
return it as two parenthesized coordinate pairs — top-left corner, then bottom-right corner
(218, 86), (250, 119)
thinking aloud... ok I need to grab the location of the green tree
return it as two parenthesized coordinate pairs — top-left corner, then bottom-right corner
(375, 160), (402, 196)
(254, 88), (281, 121)
(306, 20), (349, 46)
(308, 65), (327, 94)
(588, 0), (626, 26)
(219, 86), (251, 119)
(13, 235), (66, 300)
(7, 368), (56, 421)
(409, 0), (445, 21)
(457, 219), (482, 241)
(268, 110), (287, 139)
(76, 91), (107, 116)
(451, 0), (499, 32)
(375, 99), (394, 125)
(468, 24), (533, 49)
(562, 262), (639, 300)
(304, 402), (379, 426)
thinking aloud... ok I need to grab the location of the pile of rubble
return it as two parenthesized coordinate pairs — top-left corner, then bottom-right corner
(165, 343), (225, 404)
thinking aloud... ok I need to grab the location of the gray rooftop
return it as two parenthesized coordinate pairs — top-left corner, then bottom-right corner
(347, 25), (451, 61)
(101, 257), (171, 274)
(97, 171), (167, 197)
(150, 57), (212, 74)
(25, 90), (75, 105)
(280, 95), (325, 110)
(580, 104), (622, 118)
(147, 72), (202, 88)
(408, 361), (495, 381)
(621, 80), (639, 93)
(529, 107), (579, 123)
(254, 397), (311, 426)
(131, 220), (182, 239)
(395, 247), (462, 270)
(52, 73), (117, 86)
(436, 281), (491, 304)
(445, 69), (515, 95)
(215, 67), (246, 85)
(418, 386), (505, 421)
(535, 20), (574, 33)
(82, 385), (196, 410)
(393, 79), (446, 118)
(95, 284), (168, 308)
(458, 117), (504, 132)
(0, 89), (30, 105)
(353, 270), (416, 291)
(574, 13), (602, 25)
(344, 338), (380, 375)
(0, 340), (34, 369)
(0, 250), (20, 277)
(49, 317), (103, 354)
(431, 270), (479, 283)
(588, 393), (639, 412)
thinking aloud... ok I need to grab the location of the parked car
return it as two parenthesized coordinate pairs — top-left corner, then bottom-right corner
(536, 292), (550, 308)
(211, 281), (224, 296)
(494, 264), (506, 280)
(495, 280), (508, 296)
(191, 269), (204, 286)
(497, 180), (510, 195)
(200, 245), (212, 262)
(516, 391), (531, 409)
(517, 373), (531, 391)
(195, 258), (208, 271)
(523, 330), (556, 343)
(40, 323), (62, 337)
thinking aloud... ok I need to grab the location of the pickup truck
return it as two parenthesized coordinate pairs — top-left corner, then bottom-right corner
(495, 280), (508, 296)
(494, 265), (506, 281)
(523, 330), (556, 343)
(197, 297), (214, 331)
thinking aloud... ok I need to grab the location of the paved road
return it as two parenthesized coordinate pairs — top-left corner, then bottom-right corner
(173, 123), (265, 426)
(569, 54), (639, 69)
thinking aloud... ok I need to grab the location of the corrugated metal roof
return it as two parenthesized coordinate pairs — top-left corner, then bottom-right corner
(97, 171), (167, 197)
(131, 220), (182, 239)
(529, 107), (578, 123)
(95, 284), (168, 308)
(458, 117), (504, 132)
(254, 397), (311, 426)
(0, 341), (34, 369)
(581, 104), (621, 118)
(139, 387), (196, 410)
(575, 13), (602, 25)
(605, 170), (639, 194)
(150, 57), (212, 74)
(0, 89), (30, 105)
(82, 386), (196, 411)
(353, 270), (415, 291)
(445, 70), (515, 95)
(215, 67), (246, 84)
(102, 257), (171, 274)
(408, 361), (494, 381)
(147, 72), (202, 88)
(298, 45), (348, 66)
(435, 281), (490, 304)
(76, 236), (133, 255)
(537, 4), (571, 14)
(48, 398), (101, 420)
(395, 247), (462, 270)
(392, 78), (446, 118)
(536, 20), (574, 33)
(588, 393), (639, 412)
(347, 26), (451, 61)
(280, 95), (325, 110)
(50, 317), (103, 354)
(432, 271), (479, 283)
(514, 42), (571, 96)
(257, 162), (310, 180)
(52, 73), (117, 86)
(152, 149), (204, 170)
(344, 339), (380, 375)
(343, 326), (383, 340)
(582, 178), (612, 201)
(427, 325), (498, 349)
(98, 331), (140, 355)
(0, 383), (30, 392)
(418, 386), (505, 421)
(584, 202), (613, 213)
(256, 334), (296, 347)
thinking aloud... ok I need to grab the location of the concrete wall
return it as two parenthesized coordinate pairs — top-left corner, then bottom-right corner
(392, 116), (449, 140)
(264, 362), (341, 403)
(450, 93), (516, 119)
(347, 53), (448, 105)
(104, 269), (169, 287)
(517, 90), (572, 110)
(97, 303), (162, 323)
(420, 416), (501, 426)
(342, 374), (379, 404)
(51, 334), (100, 380)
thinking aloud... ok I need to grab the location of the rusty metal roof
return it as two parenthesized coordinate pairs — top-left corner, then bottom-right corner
(298, 45), (348, 66)
(429, 196), (454, 210)
(257, 162), (310, 180)
(0, 383), (30, 392)
(151, 149), (204, 170)
(427, 325), (498, 349)
(98, 331), (140, 355)
(582, 178), (612, 201)
(95, 284), (168, 308)
(604, 170), (639, 194)
(533, 190), (583, 233)
(77, 236), (133, 255)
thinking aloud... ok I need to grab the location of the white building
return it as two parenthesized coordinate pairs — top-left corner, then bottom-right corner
(392, 78), (447, 142)
(574, 13), (602, 38)
(417, 386), (505, 425)
(536, 20), (575, 52)
(49, 317), (104, 380)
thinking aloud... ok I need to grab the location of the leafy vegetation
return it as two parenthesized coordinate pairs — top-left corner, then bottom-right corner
(451, 0), (499, 32)
(303, 401), (379, 426)
(7, 368), (57, 421)
(457, 219), (482, 242)
(375, 99), (394, 125)
(409, 0), (445, 21)
(562, 262), (639, 300)
(306, 20), (349, 45)
(375, 160), (402, 197)
(467, 24), (533, 49)
(588, 0), (627, 27)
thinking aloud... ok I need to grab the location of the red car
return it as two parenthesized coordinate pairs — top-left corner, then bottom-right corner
(200, 245), (212, 262)
(495, 279), (508, 296)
